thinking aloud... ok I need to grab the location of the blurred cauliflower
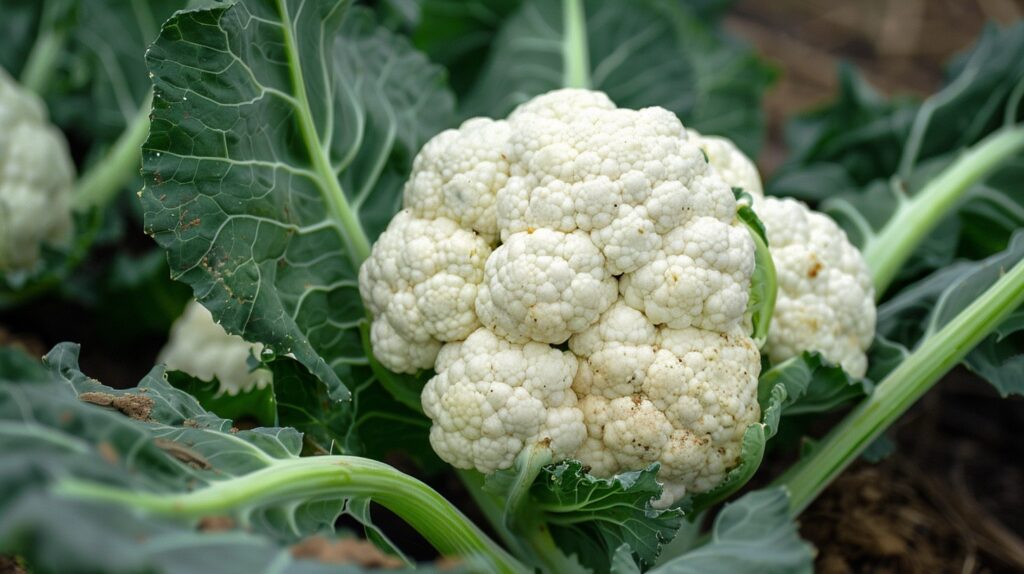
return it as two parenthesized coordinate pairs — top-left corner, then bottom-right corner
(361, 89), (761, 503)
(159, 301), (271, 394)
(0, 68), (75, 272)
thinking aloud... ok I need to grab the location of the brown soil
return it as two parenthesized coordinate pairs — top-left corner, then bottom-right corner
(78, 391), (154, 421)
(290, 536), (405, 569)
(0, 556), (25, 574)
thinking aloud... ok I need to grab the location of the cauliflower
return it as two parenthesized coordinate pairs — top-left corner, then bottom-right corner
(360, 89), (762, 501)
(694, 132), (876, 377)
(0, 68), (75, 272)
(159, 301), (272, 394)
(755, 197), (876, 376)
(570, 302), (760, 499)
(358, 211), (491, 372)
(687, 129), (763, 199)
(421, 328), (585, 472)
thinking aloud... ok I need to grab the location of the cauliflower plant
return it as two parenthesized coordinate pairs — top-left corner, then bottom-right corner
(360, 89), (762, 502)
(0, 68), (75, 272)
(159, 301), (272, 394)
(690, 130), (877, 377)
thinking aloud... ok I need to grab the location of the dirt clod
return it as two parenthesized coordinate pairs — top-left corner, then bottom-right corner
(153, 438), (211, 469)
(197, 516), (235, 532)
(290, 536), (404, 569)
(0, 556), (26, 574)
(79, 392), (154, 421)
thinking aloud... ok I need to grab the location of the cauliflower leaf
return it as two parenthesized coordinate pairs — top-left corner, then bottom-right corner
(140, 1), (455, 400)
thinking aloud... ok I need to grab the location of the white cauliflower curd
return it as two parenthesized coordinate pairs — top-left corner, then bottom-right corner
(0, 67), (75, 272)
(159, 301), (272, 394)
(755, 197), (876, 376)
(360, 88), (763, 503)
(693, 131), (876, 377)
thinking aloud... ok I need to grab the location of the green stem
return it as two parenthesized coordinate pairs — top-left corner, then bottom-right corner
(20, 25), (67, 95)
(562, 0), (590, 89)
(457, 469), (523, 553)
(71, 93), (154, 212)
(779, 257), (1024, 515)
(505, 447), (585, 574)
(276, 0), (371, 265)
(56, 455), (527, 574)
(864, 125), (1024, 295)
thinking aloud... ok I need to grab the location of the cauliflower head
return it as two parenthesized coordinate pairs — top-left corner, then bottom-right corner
(0, 68), (75, 272)
(159, 301), (272, 394)
(360, 89), (762, 501)
(755, 197), (876, 376)
(694, 132), (876, 376)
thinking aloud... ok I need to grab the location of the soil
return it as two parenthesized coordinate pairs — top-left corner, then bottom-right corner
(289, 536), (406, 569)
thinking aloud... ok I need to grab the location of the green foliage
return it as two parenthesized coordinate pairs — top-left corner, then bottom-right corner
(534, 461), (683, 572)
(649, 489), (814, 574)
(877, 231), (1024, 396)
(0, 344), (362, 572)
(166, 369), (278, 427)
(759, 352), (871, 416)
(425, 0), (772, 156)
(0, 343), (505, 572)
(268, 355), (440, 470)
(483, 447), (682, 573)
(770, 23), (1024, 277)
(140, 0), (454, 401)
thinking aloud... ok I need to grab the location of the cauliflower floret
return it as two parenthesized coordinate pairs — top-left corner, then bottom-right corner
(0, 68), (75, 272)
(687, 129), (763, 198)
(361, 89), (762, 497)
(403, 118), (512, 243)
(359, 210), (492, 373)
(570, 302), (760, 500)
(159, 301), (272, 394)
(620, 217), (755, 331)
(475, 229), (618, 344)
(756, 197), (875, 376)
(498, 91), (736, 276)
(421, 328), (586, 473)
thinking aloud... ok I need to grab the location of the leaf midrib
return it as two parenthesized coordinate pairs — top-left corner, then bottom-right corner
(276, 0), (371, 266)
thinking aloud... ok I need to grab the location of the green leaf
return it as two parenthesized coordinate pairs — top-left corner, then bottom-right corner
(533, 461), (683, 572)
(166, 369), (277, 427)
(650, 488), (814, 574)
(769, 23), (1024, 281)
(457, 0), (772, 156)
(759, 352), (871, 416)
(410, 0), (521, 96)
(140, 2), (455, 401)
(269, 356), (440, 470)
(877, 231), (1024, 396)
(734, 190), (776, 347)
(0, 344), (512, 572)
(0, 345), (48, 383)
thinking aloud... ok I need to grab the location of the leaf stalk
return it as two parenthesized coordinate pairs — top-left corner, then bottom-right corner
(57, 455), (527, 574)
(864, 125), (1024, 294)
(779, 257), (1024, 515)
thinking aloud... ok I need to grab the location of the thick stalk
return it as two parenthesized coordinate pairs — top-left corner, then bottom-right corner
(561, 0), (590, 89)
(56, 456), (527, 574)
(864, 126), (1024, 295)
(779, 258), (1024, 515)
(71, 94), (154, 211)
